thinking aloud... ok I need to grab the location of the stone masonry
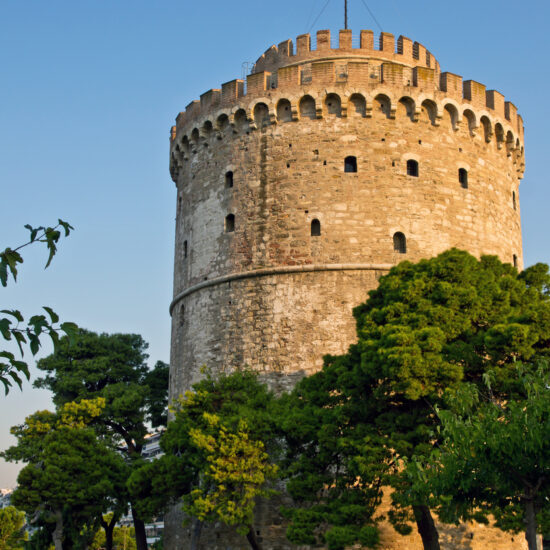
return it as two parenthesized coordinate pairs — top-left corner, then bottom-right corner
(167, 29), (526, 549)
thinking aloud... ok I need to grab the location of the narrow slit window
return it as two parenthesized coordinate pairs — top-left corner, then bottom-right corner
(225, 214), (235, 233)
(225, 171), (234, 188)
(311, 219), (321, 237)
(513, 254), (518, 268)
(406, 160), (419, 177)
(393, 232), (407, 254)
(183, 240), (188, 258)
(513, 191), (517, 210)
(344, 156), (357, 173)
(179, 304), (185, 326)
(459, 168), (468, 188)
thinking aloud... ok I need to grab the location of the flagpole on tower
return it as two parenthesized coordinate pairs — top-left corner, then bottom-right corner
(345, 0), (348, 29)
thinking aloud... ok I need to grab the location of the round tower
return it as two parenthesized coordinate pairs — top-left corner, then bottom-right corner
(168, 28), (524, 400)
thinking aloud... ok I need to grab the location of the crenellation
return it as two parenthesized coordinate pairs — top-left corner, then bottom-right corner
(440, 72), (463, 99)
(486, 90), (505, 119)
(379, 32), (395, 53)
(247, 71), (271, 96)
(296, 33), (311, 55)
(413, 66), (435, 90)
(463, 80), (487, 109)
(317, 29), (331, 51)
(185, 100), (200, 119)
(277, 39), (293, 57)
(506, 101), (518, 129)
(200, 89), (221, 111)
(360, 29), (374, 50)
(221, 79), (244, 106)
(397, 35), (413, 58)
(339, 29), (353, 50)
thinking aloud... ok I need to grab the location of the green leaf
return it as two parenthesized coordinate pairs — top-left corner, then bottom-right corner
(0, 318), (12, 340)
(43, 306), (59, 324)
(1, 309), (24, 322)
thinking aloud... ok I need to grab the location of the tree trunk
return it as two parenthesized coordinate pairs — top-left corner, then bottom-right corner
(190, 518), (203, 550)
(413, 505), (440, 550)
(524, 498), (539, 550)
(100, 515), (116, 550)
(131, 505), (148, 550)
(52, 509), (63, 550)
(246, 526), (263, 550)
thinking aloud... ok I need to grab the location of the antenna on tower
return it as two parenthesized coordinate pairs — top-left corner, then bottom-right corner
(345, 0), (348, 29)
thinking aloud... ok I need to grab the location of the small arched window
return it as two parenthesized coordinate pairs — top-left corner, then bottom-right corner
(406, 160), (419, 177)
(513, 191), (517, 211)
(311, 219), (321, 237)
(393, 232), (406, 254)
(225, 171), (233, 188)
(459, 168), (468, 189)
(225, 214), (235, 233)
(344, 156), (357, 173)
(183, 240), (188, 259)
(513, 254), (518, 268)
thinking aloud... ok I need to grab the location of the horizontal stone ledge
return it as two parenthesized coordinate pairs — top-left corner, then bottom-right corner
(169, 262), (394, 314)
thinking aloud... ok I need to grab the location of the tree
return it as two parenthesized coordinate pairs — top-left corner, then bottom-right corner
(278, 371), (383, 550)
(128, 370), (278, 550)
(2, 399), (127, 550)
(0, 506), (27, 549)
(425, 362), (550, 550)
(1, 221), (76, 394)
(281, 249), (550, 550)
(34, 330), (169, 550)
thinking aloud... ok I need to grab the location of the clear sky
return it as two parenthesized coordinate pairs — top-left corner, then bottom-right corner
(1, 0), (549, 486)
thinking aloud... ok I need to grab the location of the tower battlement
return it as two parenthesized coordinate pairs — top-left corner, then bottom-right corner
(170, 28), (524, 159)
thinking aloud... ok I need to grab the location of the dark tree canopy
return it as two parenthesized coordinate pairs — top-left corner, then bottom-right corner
(281, 249), (550, 550)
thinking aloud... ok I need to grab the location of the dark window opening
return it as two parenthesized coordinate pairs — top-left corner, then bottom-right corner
(311, 219), (321, 237)
(286, 162), (290, 168)
(225, 214), (235, 233)
(513, 254), (518, 268)
(225, 171), (233, 188)
(183, 240), (188, 258)
(179, 304), (185, 326)
(459, 168), (468, 189)
(407, 159), (419, 177)
(393, 232), (407, 254)
(323, 160), (327, 166)
(513, 191), (517, 210)
(344, 156), (357, 173)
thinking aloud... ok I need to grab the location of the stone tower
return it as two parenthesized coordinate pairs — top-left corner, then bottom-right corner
(167, 29), (525, 549)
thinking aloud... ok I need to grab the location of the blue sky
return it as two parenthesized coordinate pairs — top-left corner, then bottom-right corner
(1, 0), (549, 485)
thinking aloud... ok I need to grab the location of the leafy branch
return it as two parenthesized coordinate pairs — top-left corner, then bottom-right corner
(1, 220), (76, 394)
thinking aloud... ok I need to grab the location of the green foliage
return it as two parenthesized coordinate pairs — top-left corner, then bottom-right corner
(1, 221), (76, 394)
(34, 330), (168, 453)
(184, 414), (278, 536)
(2, 399), (128, 549)
(426, 362), (550, 548)
(129, 370), (278, 537)
(280, 249), (550, 546)
(0, 506), (27, 549)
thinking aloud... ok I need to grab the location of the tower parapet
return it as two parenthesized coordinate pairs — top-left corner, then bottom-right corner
(170, 29), (524, 170)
